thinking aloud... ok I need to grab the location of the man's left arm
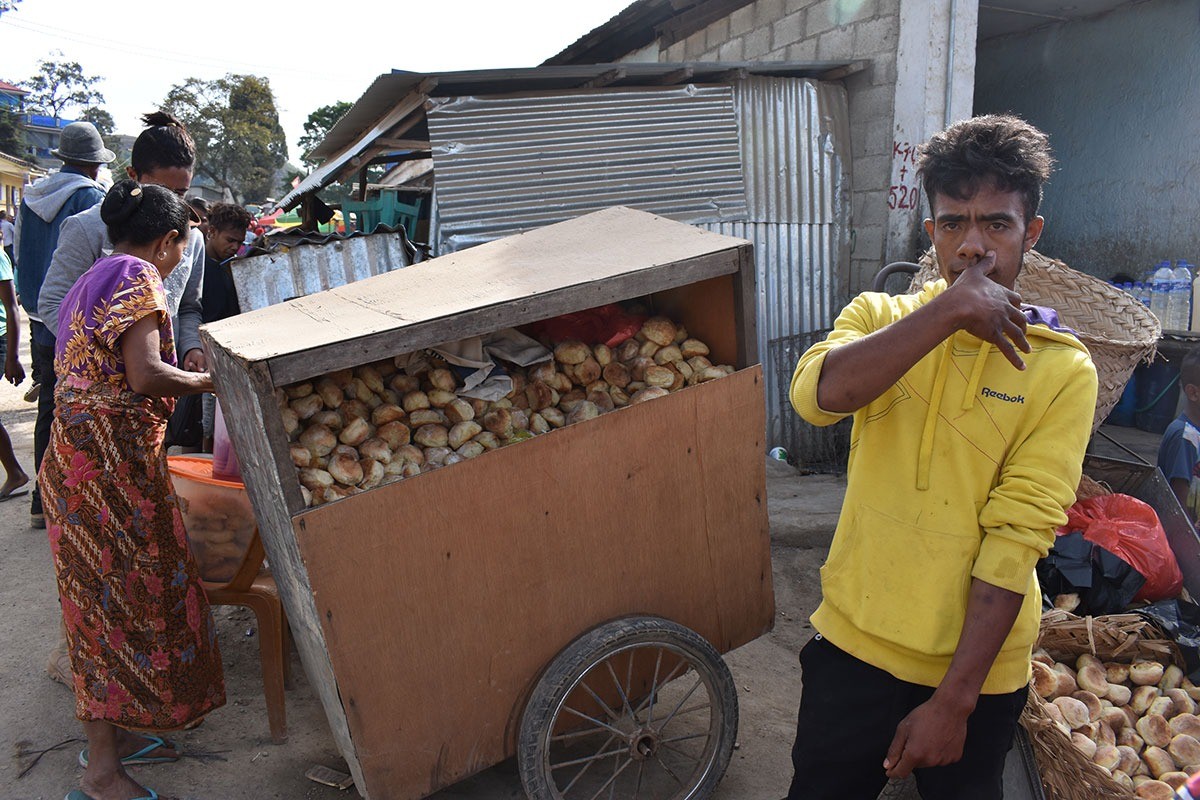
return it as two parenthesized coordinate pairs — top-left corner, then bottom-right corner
(178, 231), (206, 371)
(884, 354), (1098, 778)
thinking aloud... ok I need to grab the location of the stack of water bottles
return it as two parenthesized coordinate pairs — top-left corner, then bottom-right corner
(1112, 260), (1194, 331)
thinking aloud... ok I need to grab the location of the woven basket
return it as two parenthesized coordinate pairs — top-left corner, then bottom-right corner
(907, 250), (1160, 432)
(1024, 611), (1183, 800)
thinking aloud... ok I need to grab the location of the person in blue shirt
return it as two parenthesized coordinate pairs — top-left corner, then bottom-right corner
(1157, 348), (1200, 523)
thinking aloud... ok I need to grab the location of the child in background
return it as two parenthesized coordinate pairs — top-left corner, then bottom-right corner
(1158, 348), (1200, 523)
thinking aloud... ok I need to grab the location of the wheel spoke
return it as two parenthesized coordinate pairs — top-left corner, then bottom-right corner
(660, 740), (704, 767)
(561, 732), (618, 795)
(653, 753), (686, 787)
(605, 659), (635, 721)
(561, 705), (629, 739)
(659, 703), (710, 725)
(645, 649), (664, 727)
(656, 677), (703, 734)
(584, 756), (634, 800)
(551, 724), (612, 743)
(634, 658), (687, 719)
(634, 759), (645, 799)
(660, 731), (710, 746)
(550, 743), (626, 771)
(578, 679), (622, 722)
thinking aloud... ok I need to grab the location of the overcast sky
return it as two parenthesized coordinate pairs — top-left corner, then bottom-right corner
(0, 0), (632, 162)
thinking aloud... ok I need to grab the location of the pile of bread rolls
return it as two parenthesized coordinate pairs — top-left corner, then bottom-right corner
(277, 317), (735, 507)
(1033, 650), (1200, 798)
(176, 490), (257, 581)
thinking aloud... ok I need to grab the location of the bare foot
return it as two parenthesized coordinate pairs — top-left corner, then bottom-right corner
(79, 765), (157, 800)
(0, 471), (28, 498)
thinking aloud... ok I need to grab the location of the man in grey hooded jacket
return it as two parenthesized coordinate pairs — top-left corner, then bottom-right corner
(14, 122), (114, 530)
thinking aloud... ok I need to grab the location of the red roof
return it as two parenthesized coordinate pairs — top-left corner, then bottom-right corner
(0, 81), (29, 95)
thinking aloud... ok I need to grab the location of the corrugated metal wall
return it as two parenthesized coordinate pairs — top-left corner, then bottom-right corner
(701, 78), (851, 461)
(426, 78), (851, 465)
(427, 86), (747, 253)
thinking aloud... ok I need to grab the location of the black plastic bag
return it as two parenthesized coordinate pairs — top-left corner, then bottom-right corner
(1136, 599), (1200, 682)
(1037, 531), (1146, 616)
(165, 392), (203, 449)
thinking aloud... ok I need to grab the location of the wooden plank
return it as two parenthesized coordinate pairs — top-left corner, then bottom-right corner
(817, 60), (870, 81)
(203, 207), (750, 367)
(267, 247), (740, 386)
(732, 243), (759, 366)
(292, 367), (771, 800)
(651, 66), (694, 85)
(577, 67), (625, 89)
(203, 338), (363, 787)
(373, 137), (431, 151)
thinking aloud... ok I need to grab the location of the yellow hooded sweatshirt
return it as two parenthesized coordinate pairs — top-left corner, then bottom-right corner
(790, 280), (1097, 694)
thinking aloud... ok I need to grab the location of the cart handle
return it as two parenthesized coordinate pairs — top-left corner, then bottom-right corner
(872, 262), (921, 294)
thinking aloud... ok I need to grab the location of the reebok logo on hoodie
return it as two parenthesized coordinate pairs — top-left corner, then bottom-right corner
(981, 387), (1024, 404)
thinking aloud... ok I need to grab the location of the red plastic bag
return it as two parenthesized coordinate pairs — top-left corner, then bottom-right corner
(1059, 493), (1183, 602)
(524, 304), (646, 347)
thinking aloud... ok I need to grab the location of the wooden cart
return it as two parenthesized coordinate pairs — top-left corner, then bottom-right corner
(202, 207), (775, 800)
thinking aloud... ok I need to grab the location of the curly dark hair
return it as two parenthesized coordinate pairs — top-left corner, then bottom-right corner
(131, 111), (196, 175)
(918, 114), (1054, 222)
(101, 179), (190, 246)
(1182, 347), (1200, 390)
(207, 202), (253, 234)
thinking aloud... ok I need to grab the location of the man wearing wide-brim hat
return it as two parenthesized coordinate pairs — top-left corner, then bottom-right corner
(14, 121), (115, 529)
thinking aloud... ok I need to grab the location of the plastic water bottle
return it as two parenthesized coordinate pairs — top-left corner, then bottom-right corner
(1170, 260), (1194, 330)
(768, 446), (789, 462)
(1135, 281), (1151, 308)
(1150, 261), (1173, 326)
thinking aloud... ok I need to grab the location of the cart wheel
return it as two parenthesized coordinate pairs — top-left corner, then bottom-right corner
(518, 616), (738, 800)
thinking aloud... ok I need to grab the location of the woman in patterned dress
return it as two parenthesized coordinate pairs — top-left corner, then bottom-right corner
(42, 180), (224, 800)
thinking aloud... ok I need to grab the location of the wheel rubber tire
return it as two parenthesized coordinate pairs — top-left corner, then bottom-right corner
(517, 615), (738, 800)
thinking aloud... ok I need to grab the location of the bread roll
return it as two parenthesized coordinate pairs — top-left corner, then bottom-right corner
(290, 393), (324, 420)
(427, 368), (456, 393)
(1143, 746), (1176, 779)
(349, 378), (380, 407)
(1112, 771), (1135, 791)
(290, 444), (313, 468)
(567, 401), (601, 425)
(640, 317), (677, 347)
(299, 468), (334, 490)
(574, 357), (601, 386)
(1167, 688), (1196, 717)
(1132, 662), (1166, 686)
(1054, 696), (1092, 729)
(526, 381), (556, 411)
(1055, 670), (1079, 698)
(1169, 734), (1200, 768)
(1116, 725), (1144, 752)
(558, 389), (587, 412)
(328, 454), (363, 487)
(603, 361), (632, 389)
(1169, 713), (1200, 739)
(1071, 732), (1097, 759)
(377, 421), (411, 450)
(409, 409), (447, 427)
(402, 391), (430, 413)
(423, 446), (451, 467)
(448, 421), (482, 450)
(1137, 714), (1173, 749)
(587, 390), (616, 413)
(284, 381), (314, 399)
(529, 413), (550, 435)
(1116, 744), (1141, 774)
(1161, 665), (1185, 692)
(1107, 683), (1132, 706)
(554, 341), (590, 366)
(339, 417), (373, 447)
(1161, 773), (1190, 791)
(414, 424), (449, 448)
(370, 403), (405, 427)
(342, 399), (370, 422)
(616, 339), (641, 363)
(1136, 779), (1177, 800)
(1183, 678), (1200, 702)
(358, 438), (392, 464)
(358, 459), (384, 490)
(1101, 706), (1129, 731)
(1072, 690), (1103, 722)
(1096, 720), (1117, 747)
(427, 389), (456, 409)
(610, 386), (631, 407)
(314, 378), (343, 409)
(1133, 685), (1162, 716)
(472, 431), (501, 450)
(653, 344), (683, 366)
(686, 355), (713, 373)
(1078, 664), (1110, 697)
(1029, 659), (1056, 697)
(1077, 654), (1103, 671)
(630, 387), (670, 405)
(1148, 696), (1177, 720)
(395, 444), (424, 466)
(1107, 662), (1131, 685)
(696, 366), (728, 383)
(456, 442), (485, 460)
(299, 424), (337, 457)
(680, 338), (710, 359)
(540, 408), (565, 428)
(1093, 743), (1120, 770)
(593, 344), (612, 367)
(643, 365), (675, 388)
(629, 356), (655, 382)
(390, 374), (420, 394)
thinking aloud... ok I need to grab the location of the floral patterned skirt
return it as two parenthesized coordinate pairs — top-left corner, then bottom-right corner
(41, 385), (225, 729)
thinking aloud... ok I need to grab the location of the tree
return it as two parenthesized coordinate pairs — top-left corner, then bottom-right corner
(0, 107), (27, 158)
(78, 106), (114, 138)
(0, 1), (21, 16)
(162, 74), (288, 203)
(24, 53), (105, 120)
(298, 101), (351, 168)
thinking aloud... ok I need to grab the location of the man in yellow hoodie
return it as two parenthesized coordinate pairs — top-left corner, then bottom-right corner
(785, 115), (1097, 799)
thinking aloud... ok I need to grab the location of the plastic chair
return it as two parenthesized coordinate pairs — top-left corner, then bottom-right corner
(202, 530), (292, 744)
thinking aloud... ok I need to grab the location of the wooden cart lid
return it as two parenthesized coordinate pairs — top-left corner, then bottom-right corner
(202, 207), (749, 367)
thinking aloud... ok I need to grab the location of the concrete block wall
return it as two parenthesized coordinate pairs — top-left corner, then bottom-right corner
(660, 0), (902, 295)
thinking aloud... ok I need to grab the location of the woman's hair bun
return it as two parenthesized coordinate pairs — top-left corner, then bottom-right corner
(100, 179), (145, 227)
(140, 110), (184, 129)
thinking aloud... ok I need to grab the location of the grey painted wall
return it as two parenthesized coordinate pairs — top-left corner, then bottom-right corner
(974, 0), (1200, 279)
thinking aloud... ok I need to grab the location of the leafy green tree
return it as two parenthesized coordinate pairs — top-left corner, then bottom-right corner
(24, 53), (105, 120)
(163, 73), (288, 203)
(0, 107), (27, 158)
(298, 101), (351, 168)
(78, 106), (114, 138)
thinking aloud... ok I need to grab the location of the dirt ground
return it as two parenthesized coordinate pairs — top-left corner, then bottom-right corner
(0, 336), (875, 800)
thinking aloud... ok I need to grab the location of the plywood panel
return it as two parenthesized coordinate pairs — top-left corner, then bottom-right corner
(652, 274), (740, 368)
(204, 207), (750, 366)
(293, 368), (771, 800)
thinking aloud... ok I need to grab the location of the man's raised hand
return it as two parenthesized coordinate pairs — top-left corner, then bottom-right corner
(948, 252), (1030, 370)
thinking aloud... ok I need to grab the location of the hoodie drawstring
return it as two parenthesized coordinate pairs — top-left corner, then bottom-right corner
(962, 342), (990, 411)
(916, 343), (952, 491)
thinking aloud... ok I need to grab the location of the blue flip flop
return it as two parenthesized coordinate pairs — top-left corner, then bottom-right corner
(65, 790), (157, 800)
(78, 733), (177, 768)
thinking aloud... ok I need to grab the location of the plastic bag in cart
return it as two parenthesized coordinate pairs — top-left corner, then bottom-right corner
(1037, 530), (1146, 616)
(1059, 493), (1183, 603)
(1136, 599), (1200, 682)
(524, 303), (646, 347)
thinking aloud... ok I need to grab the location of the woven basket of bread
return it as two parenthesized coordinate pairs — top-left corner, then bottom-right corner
(1025, 610), (1193, 799)
(907, 250), (1160, 433)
